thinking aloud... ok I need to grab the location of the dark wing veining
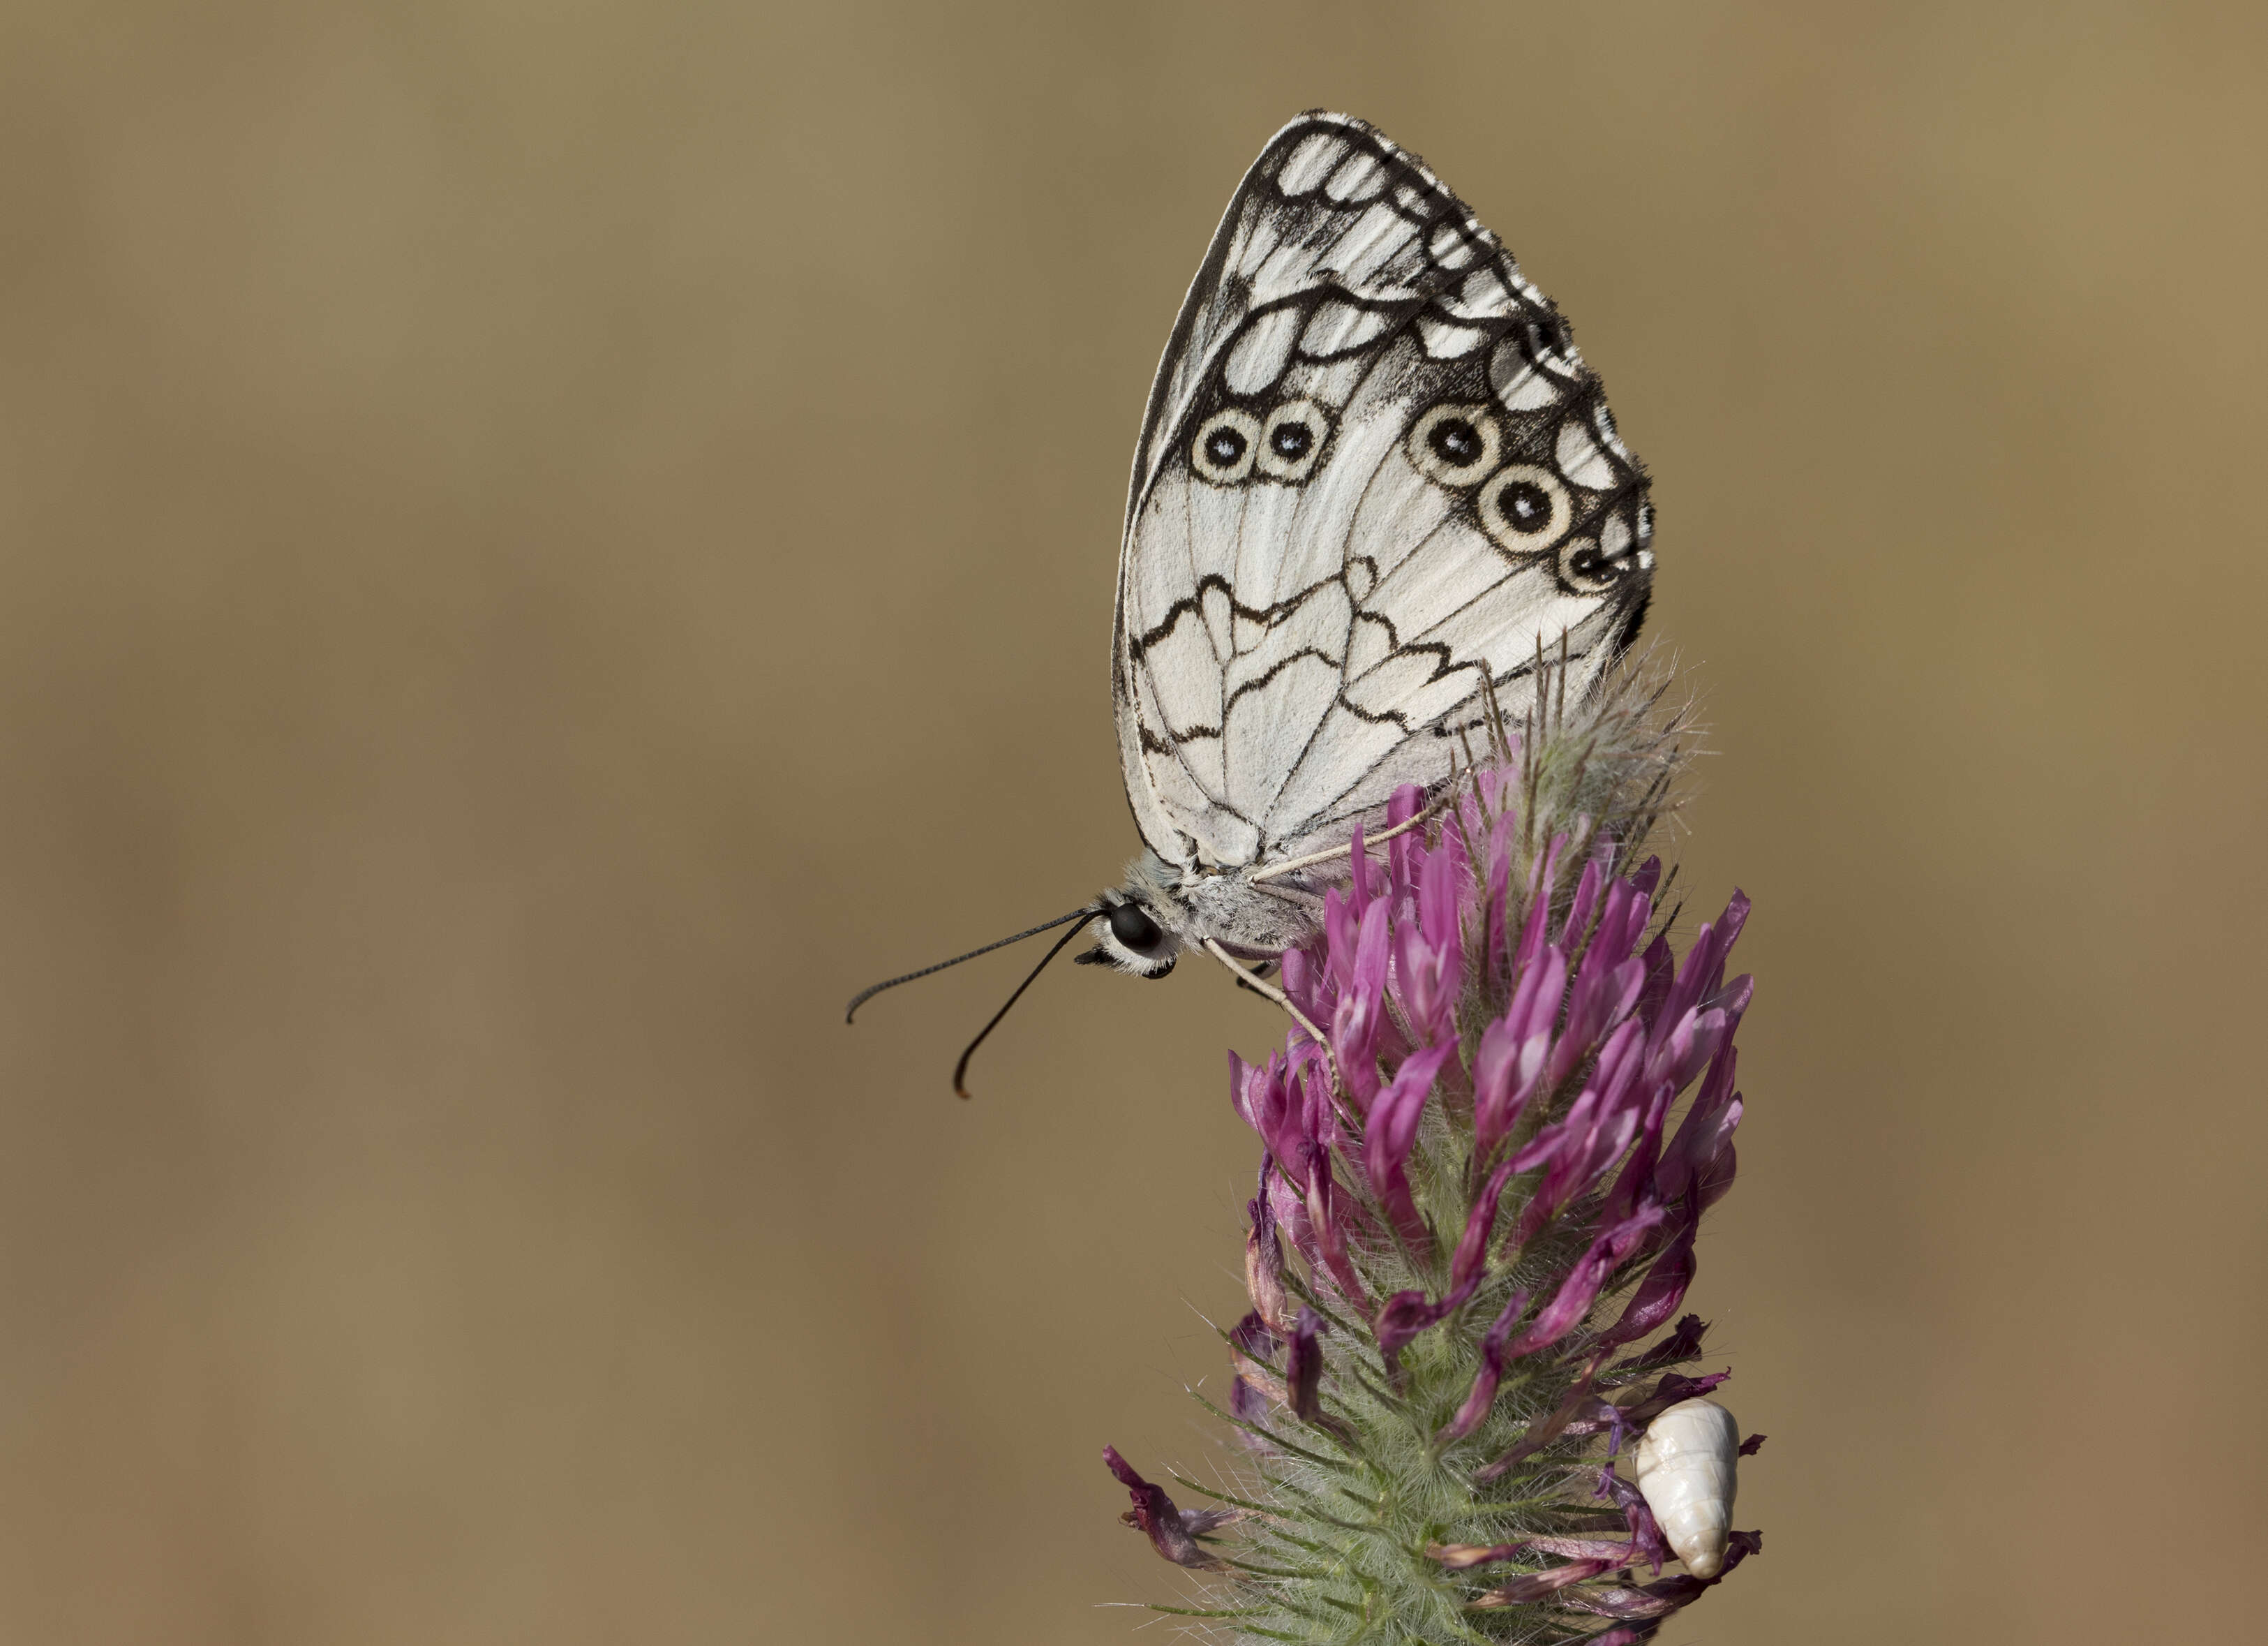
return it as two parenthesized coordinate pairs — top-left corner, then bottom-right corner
(1114, 112), (1652, 870)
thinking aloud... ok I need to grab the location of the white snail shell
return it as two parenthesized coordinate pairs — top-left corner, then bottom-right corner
(1632, 1397), (1740, 1579)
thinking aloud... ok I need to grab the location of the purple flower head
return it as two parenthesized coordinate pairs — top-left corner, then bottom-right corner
(1102, 663), (1767, 1635)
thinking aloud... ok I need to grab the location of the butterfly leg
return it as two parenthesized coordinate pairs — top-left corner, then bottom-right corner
(1245, 787), (1458, 885)
(1201, 939), (1338, 1082)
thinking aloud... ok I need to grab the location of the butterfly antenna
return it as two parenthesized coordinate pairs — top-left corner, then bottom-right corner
(950, 917), (1098, 1100)
(844, 905), (1100, 1023)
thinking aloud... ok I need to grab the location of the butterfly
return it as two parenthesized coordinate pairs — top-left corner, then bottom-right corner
(849, 112), (1653, 1091)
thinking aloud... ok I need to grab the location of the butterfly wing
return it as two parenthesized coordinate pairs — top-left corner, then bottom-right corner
(1113, 112), (1654, 873)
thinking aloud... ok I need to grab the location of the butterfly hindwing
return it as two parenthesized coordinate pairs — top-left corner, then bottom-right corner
(1114, 112), (1654, 872)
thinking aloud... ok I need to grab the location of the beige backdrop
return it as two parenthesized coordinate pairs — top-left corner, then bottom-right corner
(1, 3), (2262, 1642)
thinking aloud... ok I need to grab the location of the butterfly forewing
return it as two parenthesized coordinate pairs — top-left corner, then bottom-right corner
(1113, 113), (1653, 875)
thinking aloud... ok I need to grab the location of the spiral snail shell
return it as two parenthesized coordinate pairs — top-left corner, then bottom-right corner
(1632, 1397), (1740, 1578)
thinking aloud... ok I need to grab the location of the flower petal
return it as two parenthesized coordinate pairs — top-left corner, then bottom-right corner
(1102, 1446), (1224, 1569)
(1436, 1287), (1530, 1445)
(1595, 1220), (1698, 1349)
(1469, 1558), (1615, 1608)
(1504, 1204), (1665, 1358)
(1285, 1305), (1327, 1421)
(1601, 1460), (1672, 1574)
(1364, 1043), (1452, 1250)
(1611, 1313), (1710, 1375)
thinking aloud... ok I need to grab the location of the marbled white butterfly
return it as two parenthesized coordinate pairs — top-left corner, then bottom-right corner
(851, 112), (1652, 1092)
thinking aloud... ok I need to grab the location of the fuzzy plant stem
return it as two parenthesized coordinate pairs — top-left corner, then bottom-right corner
(1104, 670), (1765, 1644)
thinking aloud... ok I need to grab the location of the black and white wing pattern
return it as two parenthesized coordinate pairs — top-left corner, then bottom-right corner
(1113, 112), (1654, 875)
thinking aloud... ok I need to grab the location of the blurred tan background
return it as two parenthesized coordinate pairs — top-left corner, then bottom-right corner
(0, 2), (2261, 1641)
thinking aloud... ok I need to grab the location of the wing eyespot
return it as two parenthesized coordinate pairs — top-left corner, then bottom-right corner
(1557, 534), (1634, 594)
(1119, 115), (1661, 882)
(1408, 403), (1501, 487)
(1191, 409), (1262, 485)
(1478, 464), (1574, 554)
(1256, 399), (1331, 482)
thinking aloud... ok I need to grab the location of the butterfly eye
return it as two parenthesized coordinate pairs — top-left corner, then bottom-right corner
(1257, 399), (1331, 482)
(1479, 464), (1574, 554)
(1408, 403), (1501, 487)
(1107, 902), (1165, 952)
(1192, 409), (1262, 484)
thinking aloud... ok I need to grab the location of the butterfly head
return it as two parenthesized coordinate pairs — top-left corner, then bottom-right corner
(1075, 859), (1182, 978)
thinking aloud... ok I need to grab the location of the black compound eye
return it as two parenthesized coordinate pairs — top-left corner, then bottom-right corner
(1107, 902), (1163, 953)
